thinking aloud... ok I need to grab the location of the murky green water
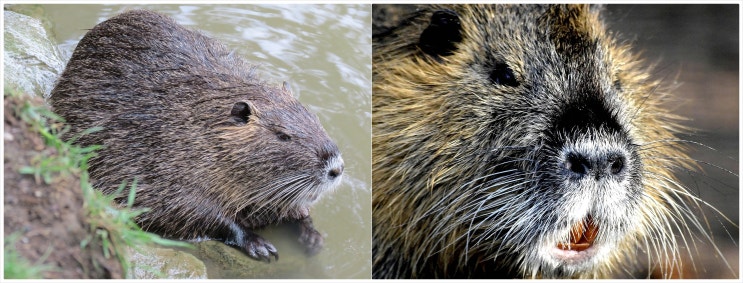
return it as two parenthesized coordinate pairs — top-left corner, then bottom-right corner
(36, 4), (371, 279)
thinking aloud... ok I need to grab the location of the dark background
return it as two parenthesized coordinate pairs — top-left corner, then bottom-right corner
(604, 4), (738, 279)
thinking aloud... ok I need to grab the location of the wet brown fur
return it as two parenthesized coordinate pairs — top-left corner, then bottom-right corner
(50, 9), (343, 260)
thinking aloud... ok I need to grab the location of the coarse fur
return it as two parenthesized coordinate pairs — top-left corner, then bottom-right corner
(372, 4), (733, 278)
(50, 10), (344, 261)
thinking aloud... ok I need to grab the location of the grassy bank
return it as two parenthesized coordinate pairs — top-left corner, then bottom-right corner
(4, 88), (190, 278)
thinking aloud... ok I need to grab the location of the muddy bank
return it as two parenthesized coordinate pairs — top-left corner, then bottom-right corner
(4, 92), (124, 279)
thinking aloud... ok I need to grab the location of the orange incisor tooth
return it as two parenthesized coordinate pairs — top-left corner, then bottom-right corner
(557, 216), (598, 251)
(584, 217), (598, 243)
(570, 220), (585, 244)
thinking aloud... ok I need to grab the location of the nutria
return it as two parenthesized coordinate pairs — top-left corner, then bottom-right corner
(49, 9), (344, 262)
(372, 4), (732, 278)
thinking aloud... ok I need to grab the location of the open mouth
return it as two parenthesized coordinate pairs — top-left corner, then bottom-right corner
(556, 215), (598, 252)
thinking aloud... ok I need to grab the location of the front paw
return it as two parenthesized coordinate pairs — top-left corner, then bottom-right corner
(298, 217), (324, 256)
(243, 233), (279, 262)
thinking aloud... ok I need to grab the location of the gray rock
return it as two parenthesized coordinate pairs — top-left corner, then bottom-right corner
(194, 240), (310, 279)
(4, 10), (65, 99)
(126, 246), (207, 279)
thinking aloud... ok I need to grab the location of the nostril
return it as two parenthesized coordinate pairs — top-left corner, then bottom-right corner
(328, 165), (344, 180)
(565, 153), (589, 176)
(608, 155), (624, 175)
(328, 169), (339, 179)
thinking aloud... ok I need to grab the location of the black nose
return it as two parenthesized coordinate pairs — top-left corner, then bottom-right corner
(563, 150), (626, 181)
(319, 141), (343, 181)
(328, 164), (344, 180)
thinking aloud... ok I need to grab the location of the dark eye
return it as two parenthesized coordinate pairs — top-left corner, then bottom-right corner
(276, 131), (291, 142)
(490, 63), (519, 87)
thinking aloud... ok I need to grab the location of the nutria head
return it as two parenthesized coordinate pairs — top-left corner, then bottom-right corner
(212, 84), (344, 219)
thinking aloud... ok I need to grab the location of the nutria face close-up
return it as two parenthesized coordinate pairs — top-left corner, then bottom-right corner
(372, 4), (737, 279)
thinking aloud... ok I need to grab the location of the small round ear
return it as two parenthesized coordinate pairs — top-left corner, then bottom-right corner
(419, 9), (462, 57)
(230, 101), (252, 125)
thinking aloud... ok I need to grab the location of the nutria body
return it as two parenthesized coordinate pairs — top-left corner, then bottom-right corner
(50, 10), (344, 261)
(372, 4), (727, 278)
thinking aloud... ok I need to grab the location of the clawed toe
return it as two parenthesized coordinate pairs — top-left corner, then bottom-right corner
(244, 234), (279, 262)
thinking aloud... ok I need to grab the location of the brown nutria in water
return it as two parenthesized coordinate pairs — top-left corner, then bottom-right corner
(50, 9), (344, 262)
(372, 4), (733, 278)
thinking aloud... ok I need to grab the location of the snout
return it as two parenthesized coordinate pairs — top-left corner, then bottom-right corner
(318, 142), (344, 183)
